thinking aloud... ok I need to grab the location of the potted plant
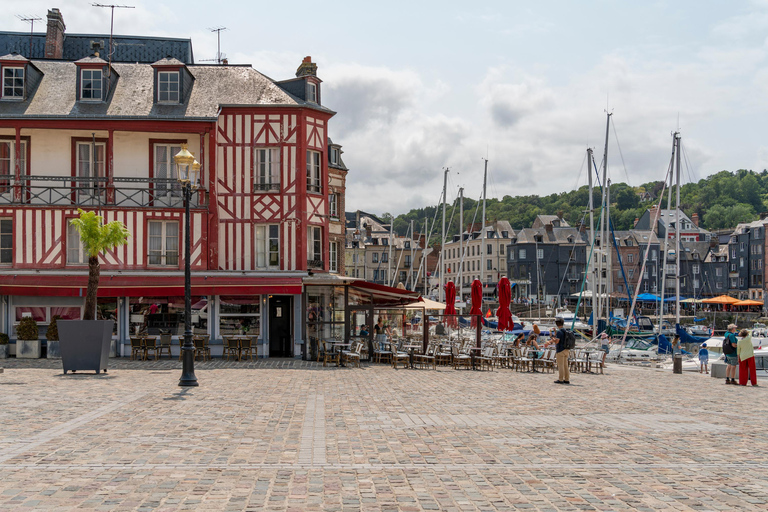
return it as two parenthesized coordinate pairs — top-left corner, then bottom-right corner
(46, 315), (62, 359)
(16, 316), (41, 358)
(58, 209), (130, 374)
(0, 332), (9, 359)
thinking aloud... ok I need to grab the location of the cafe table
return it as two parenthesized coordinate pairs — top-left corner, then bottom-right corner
(402, 344), (421, 369)
(329, 342), (351, 366)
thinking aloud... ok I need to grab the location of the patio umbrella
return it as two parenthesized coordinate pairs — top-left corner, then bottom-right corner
(470, 279), (482, 328)
(444, 281), (458, 328)
(496, 277), (513, 331)
(733, 299), (763, 306)
(702, 295), (740, 304)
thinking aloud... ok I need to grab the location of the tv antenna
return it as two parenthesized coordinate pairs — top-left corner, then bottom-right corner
(92, 3), (135, 72)
(208, 26), (227, 64)
(16, 14), (42, 58)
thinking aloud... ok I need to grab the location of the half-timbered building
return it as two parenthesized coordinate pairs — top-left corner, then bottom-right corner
(0, 9), (347, 358)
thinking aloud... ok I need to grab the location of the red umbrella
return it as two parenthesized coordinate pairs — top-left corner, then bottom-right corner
(496, 277), (513, 331)
(444, 281), (458, 327)
(470, 279), (482, 327)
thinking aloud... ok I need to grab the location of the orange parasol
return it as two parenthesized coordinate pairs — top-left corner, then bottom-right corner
(701, 295), (740, 304)
(733, 299), (763, 306)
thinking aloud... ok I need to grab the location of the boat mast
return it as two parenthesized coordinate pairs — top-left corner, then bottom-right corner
(423, 216), (428, 296)
(675, 131), (682, 325)
(388, 214), (393, 286)
(481, 158), (488, 296)
(409, 219), (414, 290)
(587, 147), (595, 313)
(598, 112), (611, 332)
(659, 133), (676, 335)
(458, 187), (464, 292)
(441, 168), (448, 301)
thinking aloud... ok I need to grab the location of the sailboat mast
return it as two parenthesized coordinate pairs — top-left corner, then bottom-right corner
(423, 216), (428, 296)
(459, 187), (464, 289)
(481, 159), (488, 293)
(675, 132), (682, 325)
(659, 134), (676, 334)
(597, 112), (611, 331)
(409, 219), (414, 290)
(587, 147), (595, 303)
(441, 168), (448, 301)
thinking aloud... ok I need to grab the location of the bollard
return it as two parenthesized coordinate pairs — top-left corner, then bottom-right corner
(673, 354), (683, 374)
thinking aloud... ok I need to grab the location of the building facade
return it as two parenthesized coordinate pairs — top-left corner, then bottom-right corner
(0, 9), (347, 357)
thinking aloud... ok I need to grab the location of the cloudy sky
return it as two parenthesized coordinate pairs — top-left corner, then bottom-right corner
(4, 0), (768, 215)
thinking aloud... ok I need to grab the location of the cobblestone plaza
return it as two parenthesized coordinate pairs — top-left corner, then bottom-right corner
(0, 360), (766, 511)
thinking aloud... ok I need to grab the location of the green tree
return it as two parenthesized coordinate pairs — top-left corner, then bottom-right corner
(70, 209), (130, 320)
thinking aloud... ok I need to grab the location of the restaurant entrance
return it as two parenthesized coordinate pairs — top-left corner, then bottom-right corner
(269, 296), (293, 357)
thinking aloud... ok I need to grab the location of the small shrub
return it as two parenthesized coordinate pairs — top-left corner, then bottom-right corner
(0, 333), (9, 345)
(46, 315), (61, 341)
(16, 317), (39, 341)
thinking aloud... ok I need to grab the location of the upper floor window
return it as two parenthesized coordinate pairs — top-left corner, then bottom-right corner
(537, 248), (544, 260)
(254, 148), (280, 191)
(308, 226), (322, 263)
(255, 224), (279, 268)
(519, 249), (526, 259)
(148, 220), (179, 267)
(329, 193), (339, 219)
(0, 139), (27, 193)
(153, 143), (182, 197)
(306, 150), (321, 193)
(487, 244), (492, 255)
(76, 140), (106, 203)
(330, 242), (338, 273)
(2, 67), (24, 99)
(66, 223), (88, 265)
(80, 69), (103, 101)
(0, 218), (11, 264)
(381, 252), (389, 263)
(158, 71), (180, 103)
(330, 147), (339, 165)
(307, 82), (317, 103)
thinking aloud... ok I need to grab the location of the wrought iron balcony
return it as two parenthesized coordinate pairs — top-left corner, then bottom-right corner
(0, 175), (205, 209)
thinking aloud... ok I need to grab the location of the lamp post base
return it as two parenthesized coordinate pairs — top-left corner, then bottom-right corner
(178, 334), (198, 387)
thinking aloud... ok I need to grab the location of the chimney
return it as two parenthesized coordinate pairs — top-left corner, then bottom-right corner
(691, 212), (699, 227)
(545, 223), (554, 233)
(710, 238), (719, 248)
(45, 9), (66, 60)
(365, 224), (372, 239)
(634, 217), (639, 228)
(221, 58), (229, 65)
(296, 56), (317, 77)
(760, 212), (768, 220)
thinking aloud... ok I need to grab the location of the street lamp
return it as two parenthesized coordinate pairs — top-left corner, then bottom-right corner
(175, 144), (200, 387)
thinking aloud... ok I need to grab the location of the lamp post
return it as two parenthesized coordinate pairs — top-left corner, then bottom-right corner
(175, 144), (200, 387)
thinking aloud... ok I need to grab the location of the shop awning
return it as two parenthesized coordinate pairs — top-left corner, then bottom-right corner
(0, 273), (304, 297)
(349, 280), (419, 306)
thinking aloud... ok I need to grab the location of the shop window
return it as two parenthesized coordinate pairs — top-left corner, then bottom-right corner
(219, 296), (261, 336)
(129, 297), (202, 336)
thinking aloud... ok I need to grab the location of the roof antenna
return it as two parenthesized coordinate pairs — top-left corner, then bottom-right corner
(16, 15), (42, 58)
(207, 27), (228, 64)
(92, 3), (135, 76)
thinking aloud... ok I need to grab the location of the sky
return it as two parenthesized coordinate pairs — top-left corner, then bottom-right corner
(4, 0), (768, 216)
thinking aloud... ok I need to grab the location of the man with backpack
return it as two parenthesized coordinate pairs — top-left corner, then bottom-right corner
(547, 318), (573, 384)
(723, 324), (739, 385)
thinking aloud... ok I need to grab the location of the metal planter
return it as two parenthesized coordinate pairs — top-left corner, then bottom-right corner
(58, 320), (113, 374)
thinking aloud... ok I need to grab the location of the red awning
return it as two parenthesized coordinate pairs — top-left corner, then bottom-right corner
(349, 280), (419, 306)
(0, 274), (304, 297)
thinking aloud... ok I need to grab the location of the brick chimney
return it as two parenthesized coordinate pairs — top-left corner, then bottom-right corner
(633, 217), (639, 228)
(691, 212), (699, 227)
(296, 56), (317, 77)
(45, 9), (66, 59)
(545, 223), (554, 232)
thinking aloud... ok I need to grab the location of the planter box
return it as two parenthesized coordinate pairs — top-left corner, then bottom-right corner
(17, 339), (42, 358)
(58, 320), (113, 374)
(0, 344), (8, 359)
(46, 340), (61, 358)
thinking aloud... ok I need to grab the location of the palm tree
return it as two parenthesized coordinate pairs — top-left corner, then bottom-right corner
(69, 209), (130, 320)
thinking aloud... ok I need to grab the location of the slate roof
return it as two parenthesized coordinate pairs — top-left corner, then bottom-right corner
(513, 227), (586, 245)
(531, 215), (570, 229)
(0, 60), (335, 120)
(0, 32), (193, 64)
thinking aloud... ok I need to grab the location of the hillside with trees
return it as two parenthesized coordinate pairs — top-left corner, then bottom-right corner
(388, 170), (768, 239)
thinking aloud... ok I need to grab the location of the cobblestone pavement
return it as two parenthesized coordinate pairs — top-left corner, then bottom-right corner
(1, 358), (767, 511)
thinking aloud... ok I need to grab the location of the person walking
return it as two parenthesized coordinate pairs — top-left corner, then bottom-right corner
(548, 318), (570, 384)
(698, 342), (709, 374)
(738, 329), (758, 386)
(723, 324), (739, 385)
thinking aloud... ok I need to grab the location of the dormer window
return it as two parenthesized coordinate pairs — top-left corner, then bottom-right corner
(158, 71), (180, 103)
(2, 67), (24, 99)
(330, 147), (339, 165)
(307, 82), (317, 103)
(81, 69), (103, 101)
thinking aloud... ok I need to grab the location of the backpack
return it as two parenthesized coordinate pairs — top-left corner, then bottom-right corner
(723, 333), (737, 355)
(561, 329), (576, 350)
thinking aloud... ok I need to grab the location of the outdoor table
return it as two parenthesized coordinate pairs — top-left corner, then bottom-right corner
(330, 342), (351, 367)
(468, 347), (482, 371)
(402, 344), (421, 369)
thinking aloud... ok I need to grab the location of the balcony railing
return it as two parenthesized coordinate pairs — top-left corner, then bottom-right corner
(0, 175), (205, 209)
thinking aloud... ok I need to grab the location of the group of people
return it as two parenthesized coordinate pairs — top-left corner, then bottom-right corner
(721, 323), (759, 386)
(510, 319), (573, 384)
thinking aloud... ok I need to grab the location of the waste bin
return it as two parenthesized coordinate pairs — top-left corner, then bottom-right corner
(673, 354), (683, 374)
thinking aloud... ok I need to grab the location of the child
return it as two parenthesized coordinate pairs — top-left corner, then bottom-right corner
(698, 342), (709, 374)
